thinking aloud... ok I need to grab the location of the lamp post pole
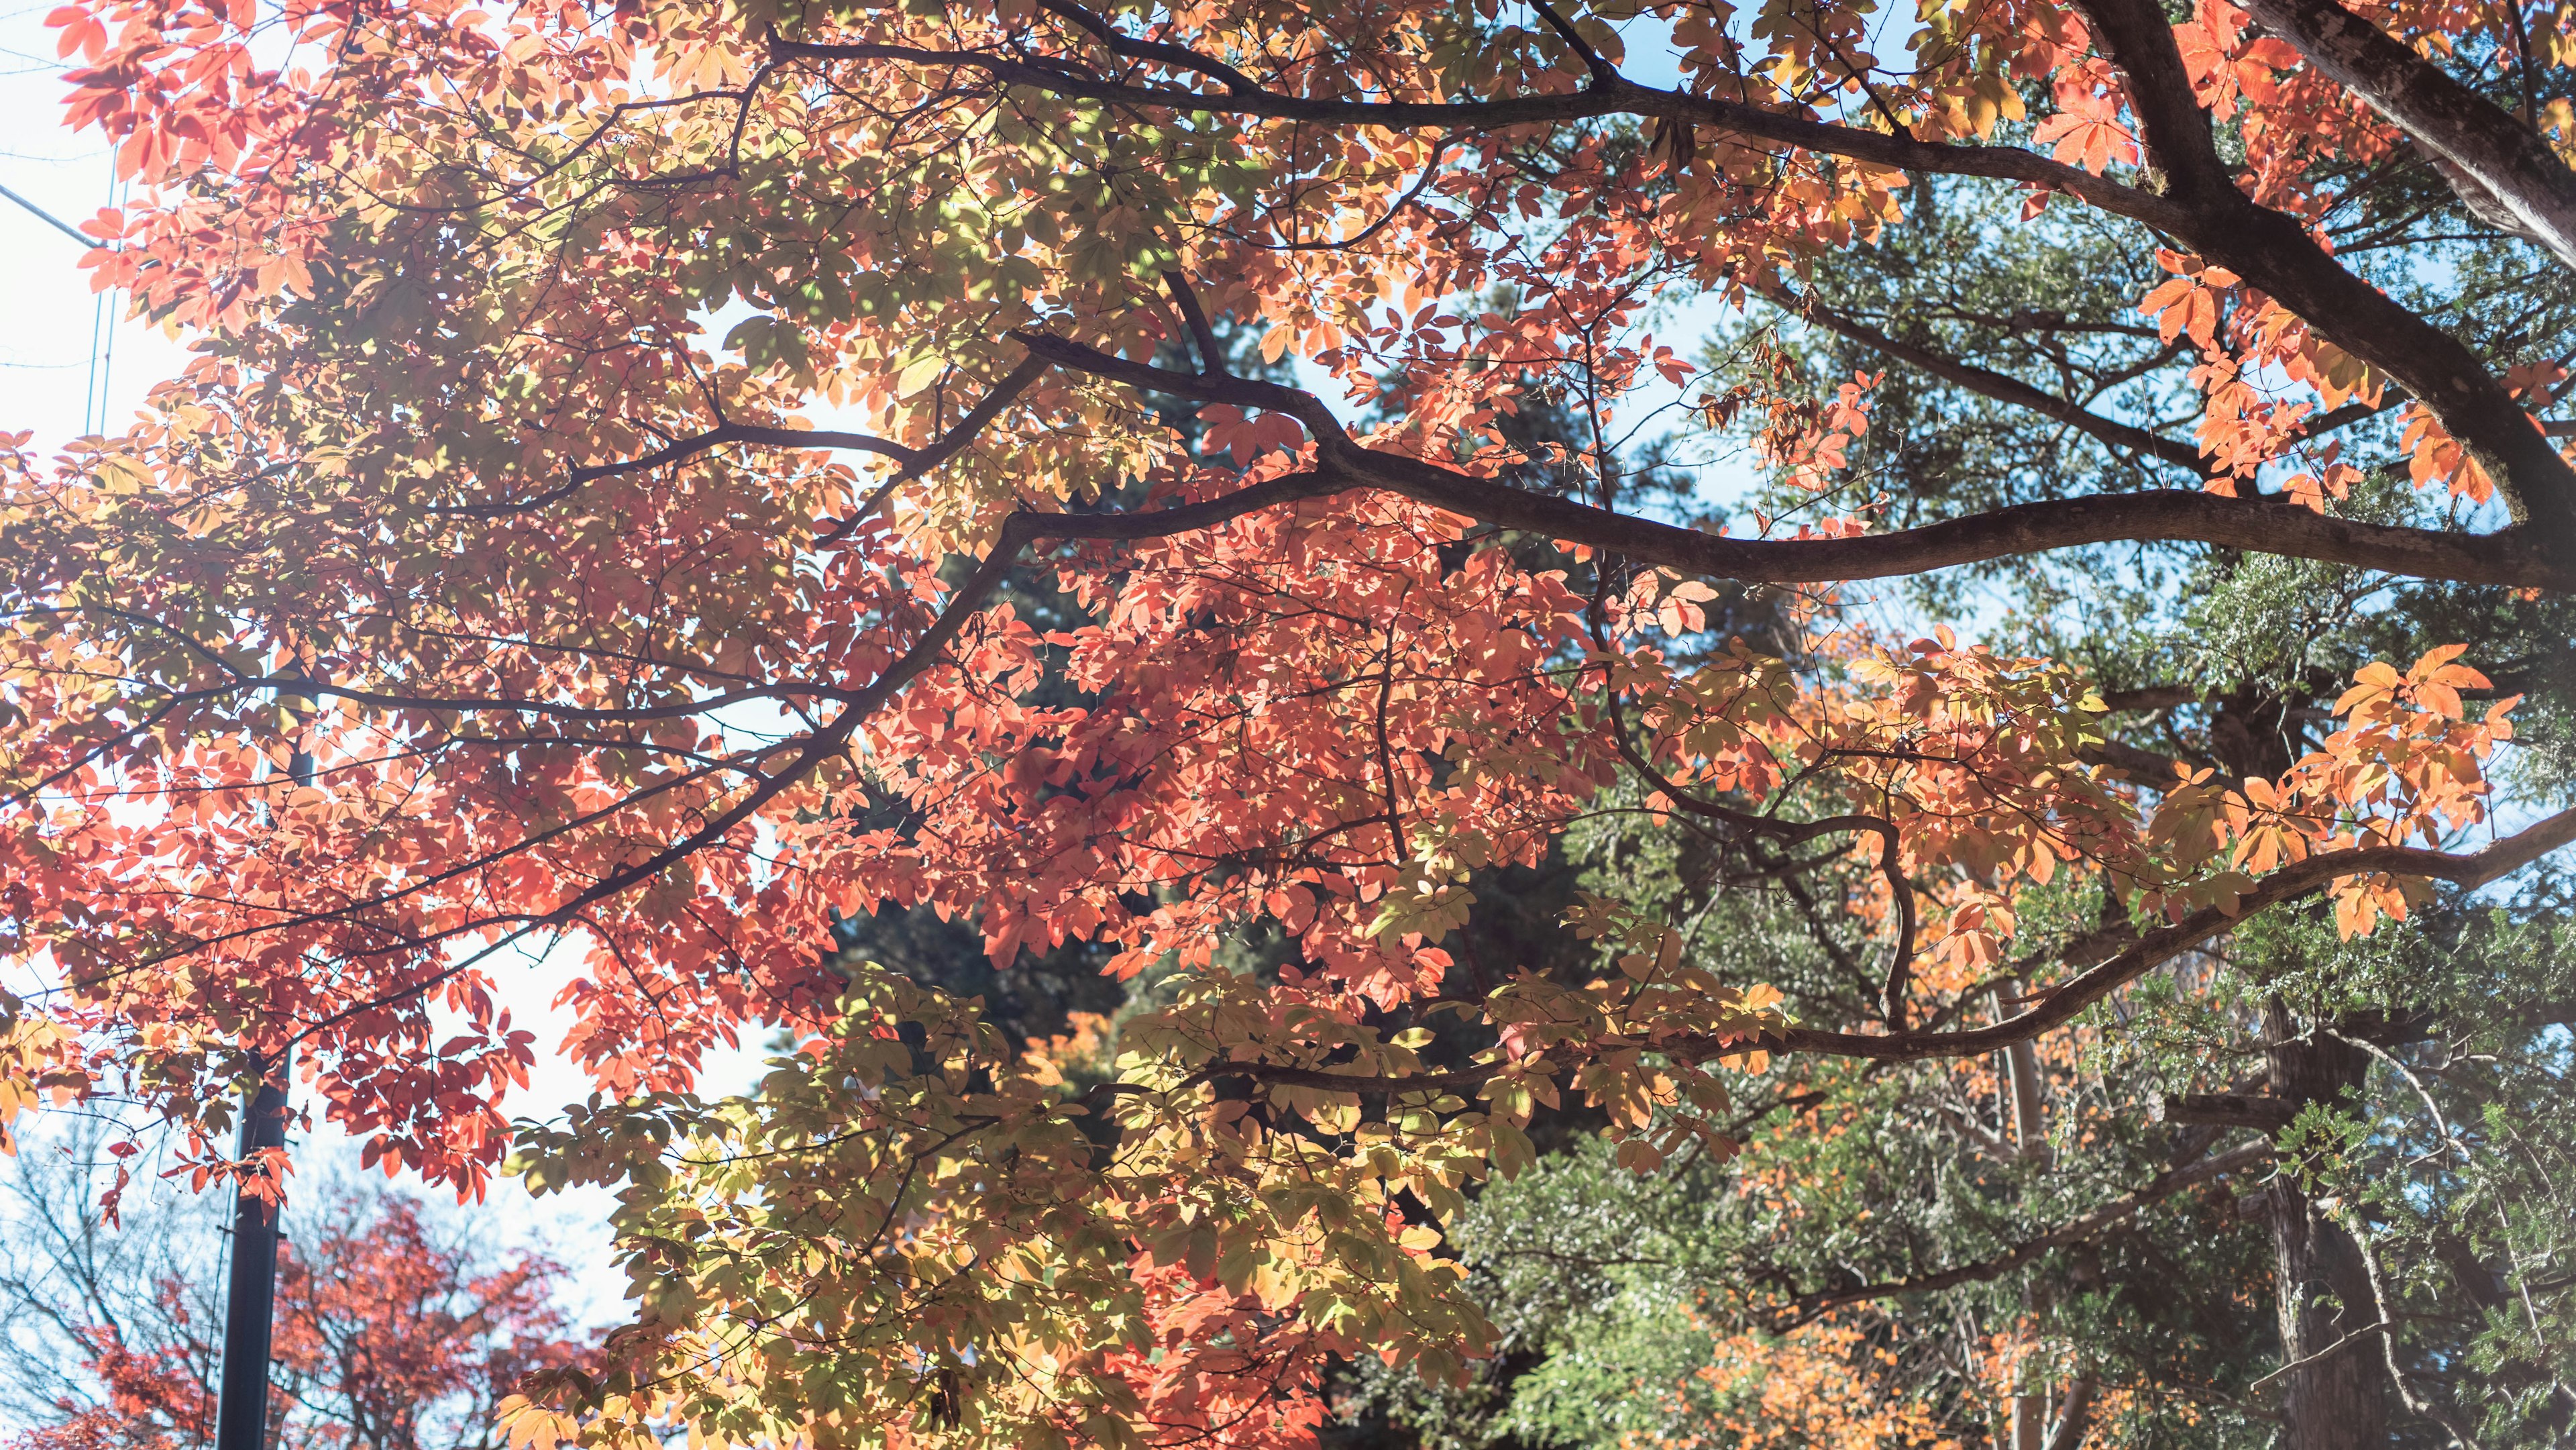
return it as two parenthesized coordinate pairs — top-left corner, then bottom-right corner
(212, 1059), (290, 1450)
(215, 681), (312, 1450)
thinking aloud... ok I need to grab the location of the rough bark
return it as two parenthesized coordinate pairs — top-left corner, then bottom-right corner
(2236, 0), (2576, 270)
(2263, 1002), (2388, 1448)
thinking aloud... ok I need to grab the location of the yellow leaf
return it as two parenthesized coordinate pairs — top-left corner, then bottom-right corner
(894, 354), (949, 397)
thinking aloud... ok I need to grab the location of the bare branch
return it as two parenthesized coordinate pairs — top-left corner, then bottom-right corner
(434, 356), (1049, 525)
(1758, 278), (2208, 476)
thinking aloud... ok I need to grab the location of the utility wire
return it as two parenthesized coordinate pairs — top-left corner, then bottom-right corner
(84, 156), (116, 433)
(0, 178), (89, 246)
(3, 167), (119, 432)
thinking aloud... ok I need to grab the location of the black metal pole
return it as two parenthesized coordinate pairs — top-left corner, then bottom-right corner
(216, 690), (310, 1450)
(213, 1055), (289, 1450)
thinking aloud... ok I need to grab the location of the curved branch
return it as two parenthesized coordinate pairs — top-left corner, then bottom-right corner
(1599, 692), (1921, 1029)
(1159, 270), (1226, 376)
(764, 34), (2194, 229)
(1012, 332), (2575, 590)
(1024, 0), (1263, 93)
(1762, 802), (2576, 1061)
(279, 511), (1059, 1048)
(776, 20), (2576, 547)
(1120, 802), (2576, 1097)
(435, 356), (1049, 523)
(2070, 0), (2576, 543)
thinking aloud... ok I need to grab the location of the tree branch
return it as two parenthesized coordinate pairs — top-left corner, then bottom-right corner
(2047, 1376), (2101, 1450)
(433, 356), (1049, 525)
(1012, 331), (2574, 590)
(2082, 737), (2189, 784)
(2237, 0), (2576, 269)
(2159, 1092), (2300, 1133)
(1024, 0), (1263, 94)
(1160, 270), (1227, 376)
(763, 33), (2196, 228)
(1104, 799), (2576, 1097)
(2070, 0), (2576, 543)
(1760, 802), (2576, 1062)
(775, 17), (2576, 548)
(1760, 280), (2208, 476)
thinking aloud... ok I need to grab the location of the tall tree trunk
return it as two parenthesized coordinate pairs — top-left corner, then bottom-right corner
(2263, 1001), (2386, 1448)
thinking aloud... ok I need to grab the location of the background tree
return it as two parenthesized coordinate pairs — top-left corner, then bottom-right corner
(0, 1125), (591, 1450)
(1, 0), (2573, 1445)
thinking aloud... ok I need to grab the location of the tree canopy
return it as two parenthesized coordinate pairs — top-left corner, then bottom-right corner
(1, 0), (2573, 1443)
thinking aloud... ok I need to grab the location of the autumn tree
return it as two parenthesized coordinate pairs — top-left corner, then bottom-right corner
(0, 1129), (589, 1449)
(2, 0), (2574, 1445)
(1322, 180), (2576, 1447)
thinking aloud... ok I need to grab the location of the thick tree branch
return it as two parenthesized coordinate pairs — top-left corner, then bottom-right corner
(2082, 737), (2189, 784)
(2047, 1376), (2101, 1450)
(1028, 0), (1263, 93)
(2099, 684), (2202, 713)
(1760, 802), (2576, 1061)
(1159, 270), (1227, 375)
(1014, 332), (2575, 590)
(1138, 800), (2576, 1098)
(2160, 1092), (2301, 1132)
(2237, 0), (2576, 269)
(2071, 0), (2576, 544)
(764, 34), (2198, 227)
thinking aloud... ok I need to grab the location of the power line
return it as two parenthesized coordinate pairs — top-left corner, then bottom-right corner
(0, 178), (89, 246)
(77, 156), (111, 432)
(97, 161), (119, 433)
(1, 170), (113, 431)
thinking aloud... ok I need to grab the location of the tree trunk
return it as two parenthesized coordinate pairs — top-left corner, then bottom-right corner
(2263, 1002), (2386, 1449)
